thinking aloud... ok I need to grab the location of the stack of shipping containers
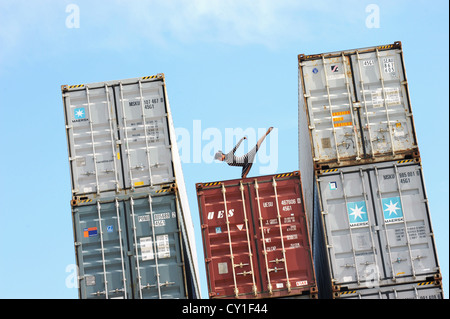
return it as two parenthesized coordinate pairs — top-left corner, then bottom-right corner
(62, 74), (201, 299)
(298, 42), (443, 299)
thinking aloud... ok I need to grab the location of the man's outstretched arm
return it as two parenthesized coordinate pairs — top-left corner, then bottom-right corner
(231, 137), (246, 154)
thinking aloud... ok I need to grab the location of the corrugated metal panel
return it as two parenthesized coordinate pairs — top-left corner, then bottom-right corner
(197, 172), (317, 299)
(72, 191), (191, 299)
(114, 79), (174, 189)
(73, 199), (132, 299)
(298, 42), (419, 170)
(338, 281), (443, 299)
(63, 85), (123, 195)
(315, 160), (441, 291)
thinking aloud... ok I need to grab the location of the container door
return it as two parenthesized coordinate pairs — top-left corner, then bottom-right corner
(351, 48), (417, 158)
(73, 200), (132, 299)
(199, 183), (261, 299)
(300, 54), (363, 164)
(114, 80), (174, 190)
(251, 178), (316, 298)
(64, 86), (122, 195)
(126, 195), (187, 299)
(369, 163), (439, 283)
(317, 169), (383, 289)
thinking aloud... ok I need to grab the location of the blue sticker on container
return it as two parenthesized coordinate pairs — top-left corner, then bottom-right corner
(347, 201), (369, 228)
(312, 68), (319, 74)
(84, 227), (98, 238)
(74, 108), (86, 120)
(329, 181), (337, 190)
(382, 197), (403, 223)
(107, 225), (114, 233)
(215, 227), (222, 234)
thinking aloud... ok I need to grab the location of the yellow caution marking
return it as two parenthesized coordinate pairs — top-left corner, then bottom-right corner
(156, 189), (170, 194)
(333, 117), (344, 122)
(322, 169), (338, 173)
(398, 159), (413, 164)
(276, 173), (293, 178)
(134, 181), (145, 187)
(68, 84), (84, 89)
(79, 199), (92, 204)
(142, 75), (158, 80)
(417, 282), (435, 286)
(117, 152), (120, 160)
(340, 291), (356, 295)
(378, 44), (395, 50)
(203, 182), (221, 187)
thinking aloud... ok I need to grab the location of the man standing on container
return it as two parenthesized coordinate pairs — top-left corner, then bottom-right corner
(215, 127), (273, 178)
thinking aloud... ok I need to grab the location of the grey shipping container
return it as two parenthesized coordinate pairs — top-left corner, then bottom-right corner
(62, 74), (174, 197)
(72, 190), (199, 299)
(298, 41), (420, 174)
(338, 281), (443, 299)
(313, 159), (441, 294)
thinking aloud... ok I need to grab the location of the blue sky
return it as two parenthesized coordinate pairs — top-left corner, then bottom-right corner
(0, 0), (448, 299)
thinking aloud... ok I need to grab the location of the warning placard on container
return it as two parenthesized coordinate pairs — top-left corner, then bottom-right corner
(140, 237), (155, 261)
(140, 235), (170, 261)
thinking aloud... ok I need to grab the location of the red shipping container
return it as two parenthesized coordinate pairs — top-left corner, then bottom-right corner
(196, 172), (317, 299)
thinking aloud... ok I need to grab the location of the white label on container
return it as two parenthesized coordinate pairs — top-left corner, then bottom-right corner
(218, 262), (228, 274)
(383, 58), (395, 73)
(140, 237), (154, 261)
(156, 234), (170, 259)
(371, 88), (400, 108)
(343, 276), (353, 282)
(296, 281), (308, 286)
(276, 283), (284, 289)
(363, 60), (374, 67)
(328, 74), (345, 80)
(385, 88), (401, 106)
(371, 90), (384, 108)
(85, 275), (96, 286)
(139, 215), (150, 223)
(153, 220), (166, 227)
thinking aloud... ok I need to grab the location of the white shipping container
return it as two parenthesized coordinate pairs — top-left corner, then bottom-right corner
(63, 74), (173, 196)
(298, 42), (420, 171)
(314, 160), (441, 292)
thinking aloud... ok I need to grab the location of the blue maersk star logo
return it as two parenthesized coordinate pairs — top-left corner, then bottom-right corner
(347, 201), (369, 227)
(74, 108), (86, 119)
(382, 197), (403, 223)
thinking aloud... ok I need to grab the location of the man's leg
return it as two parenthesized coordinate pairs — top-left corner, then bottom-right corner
(256, 127), (273, 149)
(241, 127), (273, 178)
(241, 162), (253, 179)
